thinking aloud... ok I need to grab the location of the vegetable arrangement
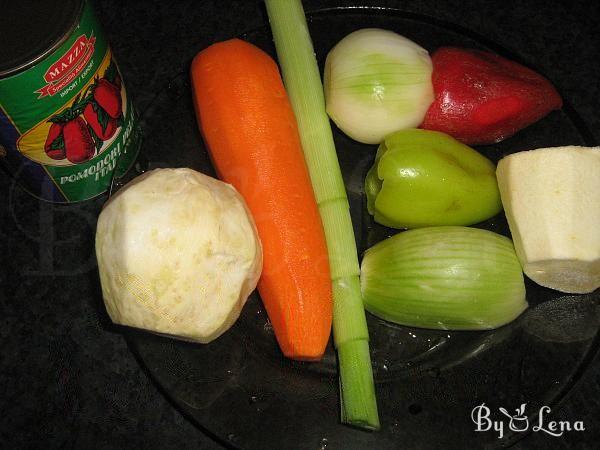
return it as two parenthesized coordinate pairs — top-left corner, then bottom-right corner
(320, 25), (597, 332)
(322, 30), (563, 146)
(93, 0), (599, 435)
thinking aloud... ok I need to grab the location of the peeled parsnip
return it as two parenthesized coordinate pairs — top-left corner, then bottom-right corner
(496, 146), (600, 293)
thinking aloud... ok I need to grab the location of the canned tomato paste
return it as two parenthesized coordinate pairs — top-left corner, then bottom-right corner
(0, 0), (141, 202)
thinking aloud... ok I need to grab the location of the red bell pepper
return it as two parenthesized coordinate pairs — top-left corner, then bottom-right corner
(421, 47), (562, 145)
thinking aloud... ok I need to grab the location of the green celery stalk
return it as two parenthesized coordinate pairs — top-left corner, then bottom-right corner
(265, 0), (380, 430)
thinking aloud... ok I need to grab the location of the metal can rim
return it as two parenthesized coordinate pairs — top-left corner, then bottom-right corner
(0, 0), (85, 78)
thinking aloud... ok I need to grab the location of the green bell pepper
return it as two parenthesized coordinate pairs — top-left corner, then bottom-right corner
(365, 128), (502, 228)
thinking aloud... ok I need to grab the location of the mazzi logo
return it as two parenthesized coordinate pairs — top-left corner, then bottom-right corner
(35, 34), (96, 98)
(471, 403), (585, 439)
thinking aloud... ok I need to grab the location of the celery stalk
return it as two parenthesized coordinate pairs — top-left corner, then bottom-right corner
(265, 0), (380, 430)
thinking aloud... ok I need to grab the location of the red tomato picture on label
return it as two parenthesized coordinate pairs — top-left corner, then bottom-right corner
(93, 78), (122, 119)
(38, 60), (125, 165)
(83, 103), (118, 141)
(44, 122), (66, 160)
(63, 117), (96, 163)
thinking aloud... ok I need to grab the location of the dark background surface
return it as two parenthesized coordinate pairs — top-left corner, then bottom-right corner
(1, 0), (598, 449)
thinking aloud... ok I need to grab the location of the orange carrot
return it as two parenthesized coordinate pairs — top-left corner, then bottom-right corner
(190, 39), (332, 361)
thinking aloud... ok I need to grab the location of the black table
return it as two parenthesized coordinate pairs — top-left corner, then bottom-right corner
(1, 1), (598, 448)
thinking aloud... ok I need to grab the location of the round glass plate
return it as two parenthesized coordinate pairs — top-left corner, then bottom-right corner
(120, 7), (599, 449)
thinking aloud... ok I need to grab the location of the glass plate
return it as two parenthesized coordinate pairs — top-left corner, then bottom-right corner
(119, 7), (599, 449)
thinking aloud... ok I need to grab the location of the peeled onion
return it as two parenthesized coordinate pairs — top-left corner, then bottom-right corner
(324, 28), (434, 144)
(361, 226), (527, 330)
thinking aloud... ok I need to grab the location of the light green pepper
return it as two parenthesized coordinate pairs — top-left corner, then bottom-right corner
(365, 129), (502, 228)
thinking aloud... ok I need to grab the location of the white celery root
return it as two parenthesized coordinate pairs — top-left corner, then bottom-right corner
(95, 168), (262, 342)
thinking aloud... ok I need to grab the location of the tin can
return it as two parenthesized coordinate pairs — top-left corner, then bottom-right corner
(0, 0), (142, 202)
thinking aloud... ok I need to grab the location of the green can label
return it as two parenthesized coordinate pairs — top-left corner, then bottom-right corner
(0, 1), (141, 202)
